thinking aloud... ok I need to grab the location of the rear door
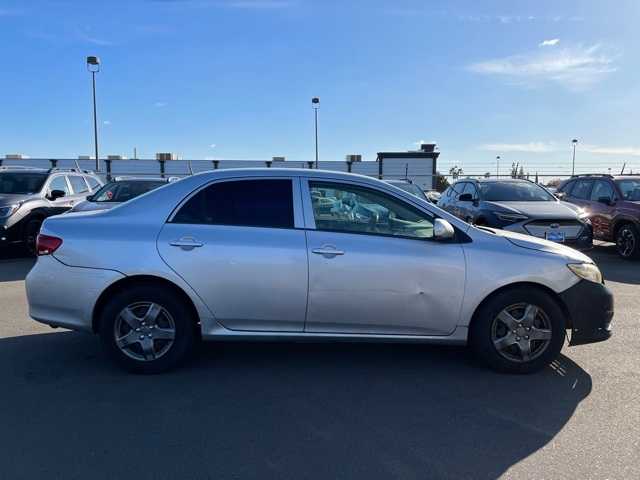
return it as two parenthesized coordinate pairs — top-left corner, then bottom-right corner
(157, 177), (308, 332)
(67, 175), (92, 207)
(302, 178), (466, 336)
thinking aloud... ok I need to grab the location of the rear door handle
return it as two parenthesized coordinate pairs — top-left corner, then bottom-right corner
(312, 245), (345, 258)
(170, 237), (204, 250)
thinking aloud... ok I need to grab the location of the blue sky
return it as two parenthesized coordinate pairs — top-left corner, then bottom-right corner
(1, 0), (639, 176)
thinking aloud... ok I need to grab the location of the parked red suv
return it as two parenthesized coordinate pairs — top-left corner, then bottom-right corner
(557, 174), (640, 258)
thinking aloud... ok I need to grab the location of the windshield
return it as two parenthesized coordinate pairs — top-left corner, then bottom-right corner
(92, 180), (166, 203)
(0, 172), (47, 195)
(388, 182), (427, 200)
(616, 179), (640, 201)
(478, 182), (555, 202)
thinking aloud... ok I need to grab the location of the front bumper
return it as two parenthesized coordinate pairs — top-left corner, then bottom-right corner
(560, 279), (613, 346)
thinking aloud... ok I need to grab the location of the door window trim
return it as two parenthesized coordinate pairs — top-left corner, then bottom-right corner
(45, 174), (71, 196)
(166, 176), (305, 229)
(301, 177), (443, 241)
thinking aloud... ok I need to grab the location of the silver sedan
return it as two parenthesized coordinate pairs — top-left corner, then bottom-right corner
(26, 169), (613, 374)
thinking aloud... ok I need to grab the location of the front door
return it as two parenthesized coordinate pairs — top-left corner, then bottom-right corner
(157, 177), (308, 332)
(303, 179), (466, 336)
(588, 179), (617, 240)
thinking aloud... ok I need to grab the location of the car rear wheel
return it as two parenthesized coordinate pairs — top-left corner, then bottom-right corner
(615, 223), (640, 259)
(470, 287), (566, 374)
(99, 285), (196, 374)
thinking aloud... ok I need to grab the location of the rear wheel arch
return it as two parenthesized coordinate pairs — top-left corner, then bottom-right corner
(92, 275), (200, 335)
(468, 282), (571, 336)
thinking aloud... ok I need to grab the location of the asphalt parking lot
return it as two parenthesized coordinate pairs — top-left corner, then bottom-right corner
(0, 244), (638, 480)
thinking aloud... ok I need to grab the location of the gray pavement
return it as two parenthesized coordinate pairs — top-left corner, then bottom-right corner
(0, 245), (638, 479)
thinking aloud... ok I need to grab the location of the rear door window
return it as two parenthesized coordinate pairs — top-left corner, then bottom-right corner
(590, 180), (614, 202)
(69, 175), (89, 194)
(570, 179), (593, 200)
(172, 179), (294, 229)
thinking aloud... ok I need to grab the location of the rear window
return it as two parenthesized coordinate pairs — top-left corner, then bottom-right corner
(172, 179), (294, 229)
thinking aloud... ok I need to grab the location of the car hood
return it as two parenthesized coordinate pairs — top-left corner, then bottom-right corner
(70, 201), (120, 212)
(0, 193), (32, 206)
(482, 200), (582, 219)
(481, 227), (592, 263)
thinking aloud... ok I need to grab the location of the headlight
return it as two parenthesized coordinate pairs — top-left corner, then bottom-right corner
(494, 211), (528, 223)
(567, 263), (603, 284)
(0, 204), (19, 218)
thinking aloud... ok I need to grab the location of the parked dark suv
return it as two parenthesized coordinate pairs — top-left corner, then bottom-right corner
(557, 174), (640, 258)
(438, 178), (593, 249)
(0, 167), (102, 254)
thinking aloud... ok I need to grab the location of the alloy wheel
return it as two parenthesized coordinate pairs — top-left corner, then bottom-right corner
(113, 302), (176, 362)
(617, 226), (636, 258)
(491, 303), (552, 363)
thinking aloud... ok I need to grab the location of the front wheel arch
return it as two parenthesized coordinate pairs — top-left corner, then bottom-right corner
(92, 275), (201, 335)
(468, 282), (572, 339)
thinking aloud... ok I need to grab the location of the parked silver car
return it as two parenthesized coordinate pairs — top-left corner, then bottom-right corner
(26, 169), (612, 374)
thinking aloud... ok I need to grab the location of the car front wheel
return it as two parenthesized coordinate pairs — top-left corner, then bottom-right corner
(470, 287), (566, 374)
(99, 285), (197, 374)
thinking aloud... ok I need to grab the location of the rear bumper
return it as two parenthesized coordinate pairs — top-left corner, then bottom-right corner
(26, 255), (124, 332)
(560, 279), (613, 346)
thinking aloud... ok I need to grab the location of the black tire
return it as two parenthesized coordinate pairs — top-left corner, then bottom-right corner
(469, 286), (566, 374)
(23, 218), (43, 257)
(615, 223), (640, 260)
(99, 284), (197, 374)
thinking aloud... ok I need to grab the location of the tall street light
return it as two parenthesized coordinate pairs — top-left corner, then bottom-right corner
(87, 56), (101, 172)
(312, 97), (320, 168)
(571, 139), (578, 176)
(496, 155), (500, 178)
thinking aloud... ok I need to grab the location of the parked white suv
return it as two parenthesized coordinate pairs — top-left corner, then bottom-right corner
(26, 169), (612, 374)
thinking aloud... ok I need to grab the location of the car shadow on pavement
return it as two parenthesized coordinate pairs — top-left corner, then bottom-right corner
(589, 244), (640, 285)
(0, 258), (35, 282)
(0, 331), (591, 480)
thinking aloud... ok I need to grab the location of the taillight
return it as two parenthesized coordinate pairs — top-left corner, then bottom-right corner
(36, 234), (63, 255)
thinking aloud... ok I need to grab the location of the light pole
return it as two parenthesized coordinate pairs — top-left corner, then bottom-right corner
(312, 97), (320, 168)
(496, 155), (500, 178)
(571, 139), (578, 176)
(87, 56), (101, 172)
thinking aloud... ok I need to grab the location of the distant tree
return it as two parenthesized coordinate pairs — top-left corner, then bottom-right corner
(435, 172), (449, 192)
(449, 165), (464, 180)
(484, 172), (491, 178)
(545, 178), (562, 187)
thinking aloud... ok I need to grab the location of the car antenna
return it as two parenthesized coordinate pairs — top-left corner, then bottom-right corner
(621, 162), (626, 175)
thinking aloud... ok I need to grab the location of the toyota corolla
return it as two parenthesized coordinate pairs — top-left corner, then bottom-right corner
(26, 169), (613, 374)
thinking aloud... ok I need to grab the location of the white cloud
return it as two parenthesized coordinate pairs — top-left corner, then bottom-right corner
(468, 43), (619, 90)
(154, 101), (168, 107)
(103, 120), (111, 125)
(479, 142), (558, 153)
(539, 39), (560, 47)
(78, 31), (113, 46)
(582, 145), (640, 156)
(209, 143), (216, 149)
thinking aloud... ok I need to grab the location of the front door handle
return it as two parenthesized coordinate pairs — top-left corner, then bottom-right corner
(170, 237), (204, 250)
(312, 245), (345, 258)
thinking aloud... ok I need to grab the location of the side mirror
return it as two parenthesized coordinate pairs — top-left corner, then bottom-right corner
(555, 192), (566, 200)
(48, 189), (66, 201)
(458, 193), (473, 202)
(598, 196), (613, 205)
(433, 218), (455, 241)
(86, 194), (94, 202)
